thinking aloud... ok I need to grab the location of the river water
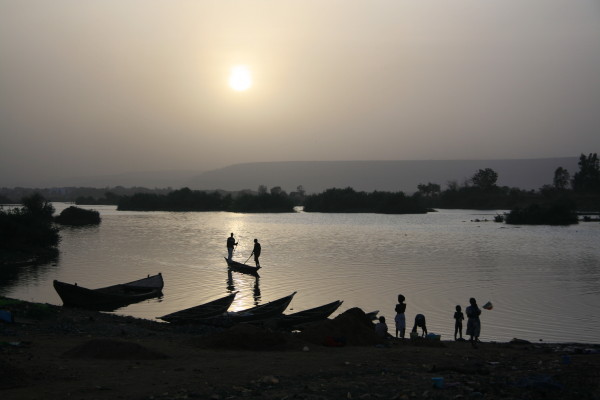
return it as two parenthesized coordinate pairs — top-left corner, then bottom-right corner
(1, 204), (598, 343)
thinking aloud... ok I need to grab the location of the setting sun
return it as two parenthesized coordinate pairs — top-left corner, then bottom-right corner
(228, 65), (252, 92)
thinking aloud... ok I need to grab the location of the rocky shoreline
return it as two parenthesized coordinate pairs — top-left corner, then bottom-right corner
(1, 297), (599, 400)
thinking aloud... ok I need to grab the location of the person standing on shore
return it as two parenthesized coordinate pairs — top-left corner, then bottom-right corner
(226, 233), (238, 262)
(454, 305), (465, 341)
(251, 238), (261, 268)
(466, 297), (481, 348)
(394, 294), (406, 339)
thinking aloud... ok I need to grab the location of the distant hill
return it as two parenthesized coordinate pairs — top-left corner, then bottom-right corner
(52, 170), (199, 189)
(19, 158), (579, 193)
(184, 158), (580, 194)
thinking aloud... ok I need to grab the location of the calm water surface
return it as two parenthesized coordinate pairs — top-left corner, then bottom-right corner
(2, 204), (599, 344)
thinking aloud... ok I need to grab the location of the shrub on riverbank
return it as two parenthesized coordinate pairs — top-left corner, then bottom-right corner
(303, 187), (430, 214)
(117, 187), (296, 212)
(54, 206), (101, 226)
(0, 194), (60, 265)
(505, 202), (579, 225)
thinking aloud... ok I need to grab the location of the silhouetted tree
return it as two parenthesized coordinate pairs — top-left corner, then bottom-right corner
(270, 186), (284, 196)
(0, 194), (60, 262)
(417, 182), (441, 197)
(446, 180), (459, 192)
(289, 185), (306, 206)
(572, 153), (600, 193)
(21, 193), (54, 220)
(258, 185), (268, 195)
(471, 168), (498, 190)
(553, 167), (571, 190)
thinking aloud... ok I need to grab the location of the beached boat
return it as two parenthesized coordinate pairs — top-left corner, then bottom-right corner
(53, 273), (164, 311)
(366, 310), (379, 321)
(200, 291), (297, 326)
(275, 300), (343, 329)
(157, 292), (238, 323)
(224, 257), (261, 277)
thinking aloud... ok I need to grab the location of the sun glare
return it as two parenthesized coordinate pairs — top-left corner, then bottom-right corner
(228, 65), (252, 92)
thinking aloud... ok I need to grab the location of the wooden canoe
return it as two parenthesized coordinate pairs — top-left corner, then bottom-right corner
(157, 292), (238, 323)
(366, 310), (379, 321)
(274, 300), (343, 329)
(200, 291), (297, 326)
(53, 273), (164, 311)
(224, 257), (261, 277)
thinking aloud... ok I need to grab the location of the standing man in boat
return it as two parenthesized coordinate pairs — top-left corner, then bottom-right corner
(251, 238), (261, 268)
(226, 233), (238, 262)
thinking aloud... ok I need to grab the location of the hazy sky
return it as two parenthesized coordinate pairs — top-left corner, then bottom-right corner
(1, 0), (599, 187)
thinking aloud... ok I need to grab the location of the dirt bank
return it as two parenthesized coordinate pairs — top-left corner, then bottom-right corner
(1, 297), (599, 400)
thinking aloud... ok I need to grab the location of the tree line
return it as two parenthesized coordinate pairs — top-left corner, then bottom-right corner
(114, 152), (599, 216)
(117, 187), (295, 213)
(1, 153), (598, 215)
(414, 153), (599, 212)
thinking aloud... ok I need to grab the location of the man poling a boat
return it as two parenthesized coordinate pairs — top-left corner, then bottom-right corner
(250, 238), (261, 268)
(226, 233), (238, 262)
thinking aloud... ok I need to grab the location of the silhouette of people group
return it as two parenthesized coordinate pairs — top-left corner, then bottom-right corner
(226, 233), (261, 268)
(381, 293), (485, 346)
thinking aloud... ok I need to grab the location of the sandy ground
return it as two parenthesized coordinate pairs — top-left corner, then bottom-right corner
(1, 298), (599, 400)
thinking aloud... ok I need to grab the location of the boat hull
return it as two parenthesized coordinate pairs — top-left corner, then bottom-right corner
(53, 273), (164, 311)
(194, 291), (296, 326)
(275, 300), (343, 329)
(224, 257), (261, 277)
(158, 292), (237, 323)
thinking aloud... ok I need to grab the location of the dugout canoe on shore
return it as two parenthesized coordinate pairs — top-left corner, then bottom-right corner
(196, 291), (297, 326)
(53, 273), (164, 311)
(157, 292), (238, 323)
(273, 300), (344, 329)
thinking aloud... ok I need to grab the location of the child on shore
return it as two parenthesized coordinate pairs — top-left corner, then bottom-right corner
(454, 305), (464, 341)
(394, 294), (406, 339)
(375, 316), (390, 339)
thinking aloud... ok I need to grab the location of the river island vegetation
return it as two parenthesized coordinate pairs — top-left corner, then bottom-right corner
(54, 206), (101, 226)
(505, 202), (579, 225)
(302, 187), (430, 214)
(1, 153), (599, 218)
(117, 186), (295, 213)
(0, 193), (59, 266)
